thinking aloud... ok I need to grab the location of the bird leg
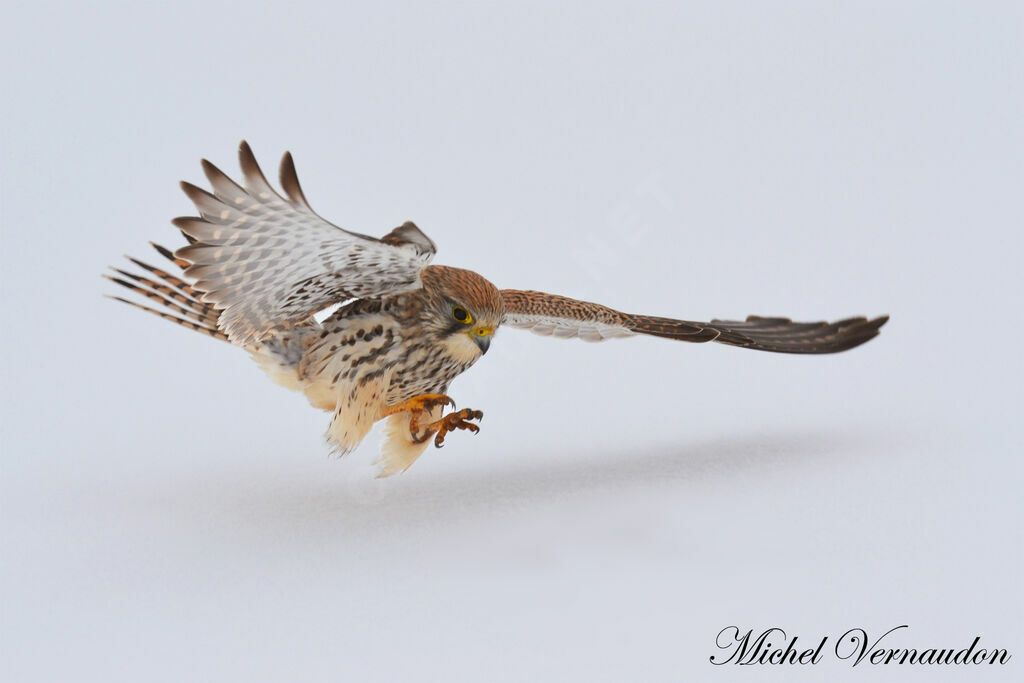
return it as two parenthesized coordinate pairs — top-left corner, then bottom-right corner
(413, 408), (484, 448)
(381, 393), (456, 417)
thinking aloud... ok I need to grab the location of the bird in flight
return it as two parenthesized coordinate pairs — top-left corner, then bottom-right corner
(106, 142), (888, 476)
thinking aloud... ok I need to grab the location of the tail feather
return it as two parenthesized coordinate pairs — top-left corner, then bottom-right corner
(105, 243), (229, 343)
(103, 273), (219, 327)
(105, 268), (218, 324)
(124, 255), (202, 299)
(105, 295), (228, 341)
(149, 241), (193, 269)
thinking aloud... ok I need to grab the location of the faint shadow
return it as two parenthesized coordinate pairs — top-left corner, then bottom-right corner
(142, 428), (893, 544)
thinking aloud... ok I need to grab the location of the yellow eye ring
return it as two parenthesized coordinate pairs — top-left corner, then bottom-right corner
(452, 306), (473, 325)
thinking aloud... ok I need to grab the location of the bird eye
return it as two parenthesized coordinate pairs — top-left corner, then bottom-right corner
(452, 306), (472, 324)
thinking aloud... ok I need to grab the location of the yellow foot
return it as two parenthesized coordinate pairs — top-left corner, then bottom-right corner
(413, 408), (484, 448)
(382, 393), (456, 418)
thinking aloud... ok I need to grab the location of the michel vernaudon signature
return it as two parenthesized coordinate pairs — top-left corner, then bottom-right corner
(710, 626), (1011, 666)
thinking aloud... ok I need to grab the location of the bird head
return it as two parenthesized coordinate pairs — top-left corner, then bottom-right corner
(420, 265), (503, 361)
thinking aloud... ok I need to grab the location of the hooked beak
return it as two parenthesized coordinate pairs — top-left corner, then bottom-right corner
(471, 328), (493, 354)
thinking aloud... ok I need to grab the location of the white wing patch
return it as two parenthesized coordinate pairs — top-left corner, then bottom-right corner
(501, 313), (636, 343)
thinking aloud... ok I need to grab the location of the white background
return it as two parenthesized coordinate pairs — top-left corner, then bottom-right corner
(1, 2), (1020, 681)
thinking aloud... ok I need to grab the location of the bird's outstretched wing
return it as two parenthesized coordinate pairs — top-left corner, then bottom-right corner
(172, 141), (437, 345)
(500, 290), (888, 354)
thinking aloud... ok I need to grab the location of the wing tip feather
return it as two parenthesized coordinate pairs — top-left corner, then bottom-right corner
(279, 150), (313, 210)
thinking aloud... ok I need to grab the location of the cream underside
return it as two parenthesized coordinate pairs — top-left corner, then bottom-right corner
(323, 369), (394, 457)
(376, 406), (443, 477)
(250, 326), (482, 476)
(255, 355), (448, 476)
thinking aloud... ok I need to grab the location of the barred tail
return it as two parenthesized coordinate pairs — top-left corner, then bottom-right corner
(104, 242), (229, 342)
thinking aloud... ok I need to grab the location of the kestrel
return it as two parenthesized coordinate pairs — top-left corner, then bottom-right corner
(106, 142), (888, 476)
